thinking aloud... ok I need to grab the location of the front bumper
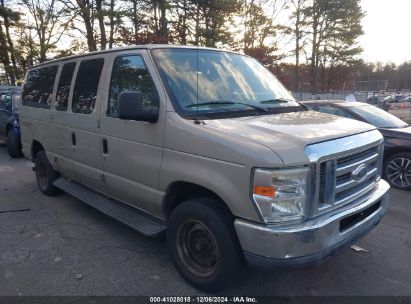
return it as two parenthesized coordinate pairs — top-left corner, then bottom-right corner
(235, 179), (390, 269)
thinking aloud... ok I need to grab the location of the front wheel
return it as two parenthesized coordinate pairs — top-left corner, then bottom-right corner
(383, 152), (411, 191)
(7, 129), (23, 158)
(167, 198), (244, 292)
(35, 150), (61, 196)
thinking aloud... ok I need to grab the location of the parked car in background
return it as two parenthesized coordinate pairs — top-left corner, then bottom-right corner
(366, 95), (380, 104)
(400, 95), (411, 102)
(303, 100), (411, 190)
(395, 94), (406, 102)
(0, 90), (23, 158)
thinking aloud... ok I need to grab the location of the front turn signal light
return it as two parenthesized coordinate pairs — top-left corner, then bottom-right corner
(253, 186), (276, 198)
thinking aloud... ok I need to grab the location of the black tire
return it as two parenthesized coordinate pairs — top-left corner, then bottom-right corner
(7, 129), (23, 158)
(34, 150), (61, 196)
(167, 197), (244, 292)
(383, 152), (411, 191)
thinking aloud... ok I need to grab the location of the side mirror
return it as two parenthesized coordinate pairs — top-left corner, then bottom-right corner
(117, 91), (159, 123)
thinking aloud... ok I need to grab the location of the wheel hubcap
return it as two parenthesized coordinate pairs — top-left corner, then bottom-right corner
(177, 219), (218, 278)
(386, 157), (411, 188)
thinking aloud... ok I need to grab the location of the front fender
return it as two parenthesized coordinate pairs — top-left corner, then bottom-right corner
(158, 148), (262, 223)
(384, 138), (411, 158)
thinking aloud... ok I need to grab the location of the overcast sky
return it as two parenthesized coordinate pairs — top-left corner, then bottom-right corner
(360, 0), (411, 64)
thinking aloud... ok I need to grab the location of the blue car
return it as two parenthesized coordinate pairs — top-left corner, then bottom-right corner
(0, 90), (23, 158)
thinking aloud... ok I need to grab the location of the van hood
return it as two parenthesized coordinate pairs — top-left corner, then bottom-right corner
(206, 110), (376, 166)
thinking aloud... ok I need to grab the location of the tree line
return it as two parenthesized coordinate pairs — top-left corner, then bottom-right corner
(0, 0), (409, 92)
(274, 61), (411, 93)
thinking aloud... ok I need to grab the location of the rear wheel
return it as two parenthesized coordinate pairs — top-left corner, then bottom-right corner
(35, 150), (61, 196)
(383, 152), (411, 190)
(7, 129), (23, 158)
(167, 197), (244, 292)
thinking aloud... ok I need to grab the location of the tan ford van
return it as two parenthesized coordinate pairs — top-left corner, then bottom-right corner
(20, 45), (390, 291)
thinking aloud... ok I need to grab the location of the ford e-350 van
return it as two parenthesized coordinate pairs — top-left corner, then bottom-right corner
(20, 45), (390, 291)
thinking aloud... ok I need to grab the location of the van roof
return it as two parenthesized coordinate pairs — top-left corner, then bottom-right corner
(28, 44), (238, 70)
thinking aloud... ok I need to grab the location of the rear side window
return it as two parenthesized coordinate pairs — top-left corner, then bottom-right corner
(72, 58), (104, 114)
(22, 65), (58, 108)
(56, 62), (76, 111)
(108, 55), (154, 116)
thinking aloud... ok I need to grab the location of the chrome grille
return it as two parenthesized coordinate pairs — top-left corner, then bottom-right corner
(317, 144), (381, 212)
(305, 130), (384, 217)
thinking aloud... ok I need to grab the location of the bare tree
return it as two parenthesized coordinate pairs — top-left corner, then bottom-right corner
(95, 0), (106, 49)
(242, 0), (289, 65)
(62, 0), (97, 51)
(22, 0), (73, 62)
(289, 0), (308, 90)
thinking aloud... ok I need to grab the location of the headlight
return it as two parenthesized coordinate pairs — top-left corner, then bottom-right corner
(252, 167), (309, 223)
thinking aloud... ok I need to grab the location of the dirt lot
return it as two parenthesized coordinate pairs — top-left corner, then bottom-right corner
(0, 146), (410, 296)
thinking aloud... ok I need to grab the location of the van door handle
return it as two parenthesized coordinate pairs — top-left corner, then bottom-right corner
(71, 132), (76, 146)
(102, 138), (108, 154)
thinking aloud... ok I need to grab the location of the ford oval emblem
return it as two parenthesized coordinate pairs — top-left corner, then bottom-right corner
(352, 164), (368, 182)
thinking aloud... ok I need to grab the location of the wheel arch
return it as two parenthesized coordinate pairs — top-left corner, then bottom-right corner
(384, 146), (411, 162)
(31, 140), (45, 162)
(162, 181), (234, 220)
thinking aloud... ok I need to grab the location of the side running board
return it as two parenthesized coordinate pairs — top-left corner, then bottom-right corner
(53, 177), (166, 237)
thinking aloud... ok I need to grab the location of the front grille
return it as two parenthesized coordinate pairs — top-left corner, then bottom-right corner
(318, 162), (326, 204)
(336, 173), (351, 184)
(337, 148), (377, 166)
(335, 177), (376, 204)
(317, 144), (381, 212)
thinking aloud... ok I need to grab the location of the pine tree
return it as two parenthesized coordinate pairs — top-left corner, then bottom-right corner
(305, 0), (364, 91)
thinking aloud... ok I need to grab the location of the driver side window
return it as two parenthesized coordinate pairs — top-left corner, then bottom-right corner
(108, 55), (154, 117)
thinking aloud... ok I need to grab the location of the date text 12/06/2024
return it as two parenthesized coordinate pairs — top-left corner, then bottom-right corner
(149, 297), (258, 303)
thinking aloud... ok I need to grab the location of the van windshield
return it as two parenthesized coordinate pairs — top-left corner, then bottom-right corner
(152, 49), (300, 116)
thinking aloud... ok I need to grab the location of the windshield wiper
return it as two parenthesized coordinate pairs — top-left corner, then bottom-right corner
(186, 101), (267, 112)
(259, 98), (294, 104)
